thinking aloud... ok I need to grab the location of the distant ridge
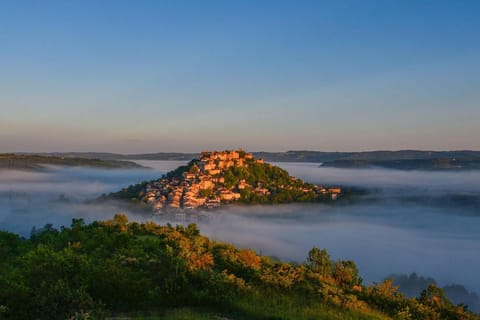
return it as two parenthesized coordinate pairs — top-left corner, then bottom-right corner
(12, 150), (480, 163)
(320, 158), (480, 171)
(0, 154), (146, 170)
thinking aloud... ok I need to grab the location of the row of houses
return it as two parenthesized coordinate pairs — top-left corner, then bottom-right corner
(197, 149), (264, 175)
(141, 149), (343, 212)
(143, 150), (256, 212)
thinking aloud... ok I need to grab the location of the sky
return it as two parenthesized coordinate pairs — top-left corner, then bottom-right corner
(1, 0), (479, 153)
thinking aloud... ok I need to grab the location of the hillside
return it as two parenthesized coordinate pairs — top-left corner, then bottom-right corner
(11, 150), (480, 172)
(320, 158), (480, 170)
(0, 215), (477, 320)
(109, 149), (342, 211)
(31, 151), (198, 161)
(32, 150), (480, 168)
(0, 154), (146, 170)
(35, 150), (480, 161)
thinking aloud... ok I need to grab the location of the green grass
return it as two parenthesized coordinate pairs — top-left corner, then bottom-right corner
(108, 308), (228, 320)
(162, 308), (227, 320)
(111, 304), (390, 320)
(113, 293), (392, 320)
(228, 293), (391, 320)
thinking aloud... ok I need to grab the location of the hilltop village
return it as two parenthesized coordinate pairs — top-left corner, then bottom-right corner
(115, 149), (342, 212)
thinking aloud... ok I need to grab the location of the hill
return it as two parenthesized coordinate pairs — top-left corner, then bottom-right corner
(320, 158), (480, 170)
(0, 215), (477, 320)
(31, 150), (480, 167)
(108, 149), (343, 211)
(13, 150), (480, 171)
(0, 154), (147, 170)
(30, 151), (198, 161)
(386, 273), (480, 312)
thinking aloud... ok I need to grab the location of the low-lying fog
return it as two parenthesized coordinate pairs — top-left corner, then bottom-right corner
(1, 160), (480, 308)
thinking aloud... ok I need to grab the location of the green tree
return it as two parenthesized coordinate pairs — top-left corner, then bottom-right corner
(306, 247), (332, 278)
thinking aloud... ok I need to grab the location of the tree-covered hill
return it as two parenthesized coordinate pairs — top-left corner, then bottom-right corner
(0, 215), (477, 320)
(38, 150), (480, 163)
(108, 150), (341, 211)
(19, 150), (480, 170)
(0, 154), (146, 170)
(320, 158), (480, 171)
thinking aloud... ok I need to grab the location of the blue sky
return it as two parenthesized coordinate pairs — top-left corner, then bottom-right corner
(1, 0), (479, 152)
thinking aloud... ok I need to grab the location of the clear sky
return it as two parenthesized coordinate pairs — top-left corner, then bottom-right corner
(1, 0), (479, 153)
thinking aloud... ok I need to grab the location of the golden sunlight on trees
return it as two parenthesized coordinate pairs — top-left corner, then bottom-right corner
(0, 217), (477, 320)
(237, 249), (261, 271)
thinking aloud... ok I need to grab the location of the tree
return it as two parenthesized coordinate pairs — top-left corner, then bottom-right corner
(306, 247), (332, 278)
(185, 223), (200, 237)
(419, 284), (452, 309)
(333, 260), (361, 288)
(108, 214), (129, 232)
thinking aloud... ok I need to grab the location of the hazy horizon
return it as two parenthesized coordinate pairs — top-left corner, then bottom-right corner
(3, 148), (480, 154)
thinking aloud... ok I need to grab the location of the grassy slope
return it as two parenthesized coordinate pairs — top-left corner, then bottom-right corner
(125, 305), (389, 320)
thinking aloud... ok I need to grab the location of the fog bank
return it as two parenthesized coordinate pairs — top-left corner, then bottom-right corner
(1, 161), (479, 305)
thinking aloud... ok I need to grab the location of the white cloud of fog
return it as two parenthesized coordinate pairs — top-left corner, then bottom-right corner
(1, 161), (480, 303)
(276, 162), (480, 192)
(133, 160), (189, 171)
(195, 206), (480, 292)
(0, 166), (163, 231)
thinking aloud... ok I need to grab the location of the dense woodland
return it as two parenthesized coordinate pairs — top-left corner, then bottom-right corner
(0, 215), (478, 320)
(221, 162), (321, 204)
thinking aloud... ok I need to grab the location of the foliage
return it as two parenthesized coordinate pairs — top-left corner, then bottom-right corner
(165, 160), (198, 179)
(106, 180), (151, 201)
(199, 188), (214, 198)
(0, 216), (477, 320)
(221, 162), (319, 204)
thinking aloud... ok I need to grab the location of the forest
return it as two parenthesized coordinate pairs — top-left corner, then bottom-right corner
(0, 215), (478, 320)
